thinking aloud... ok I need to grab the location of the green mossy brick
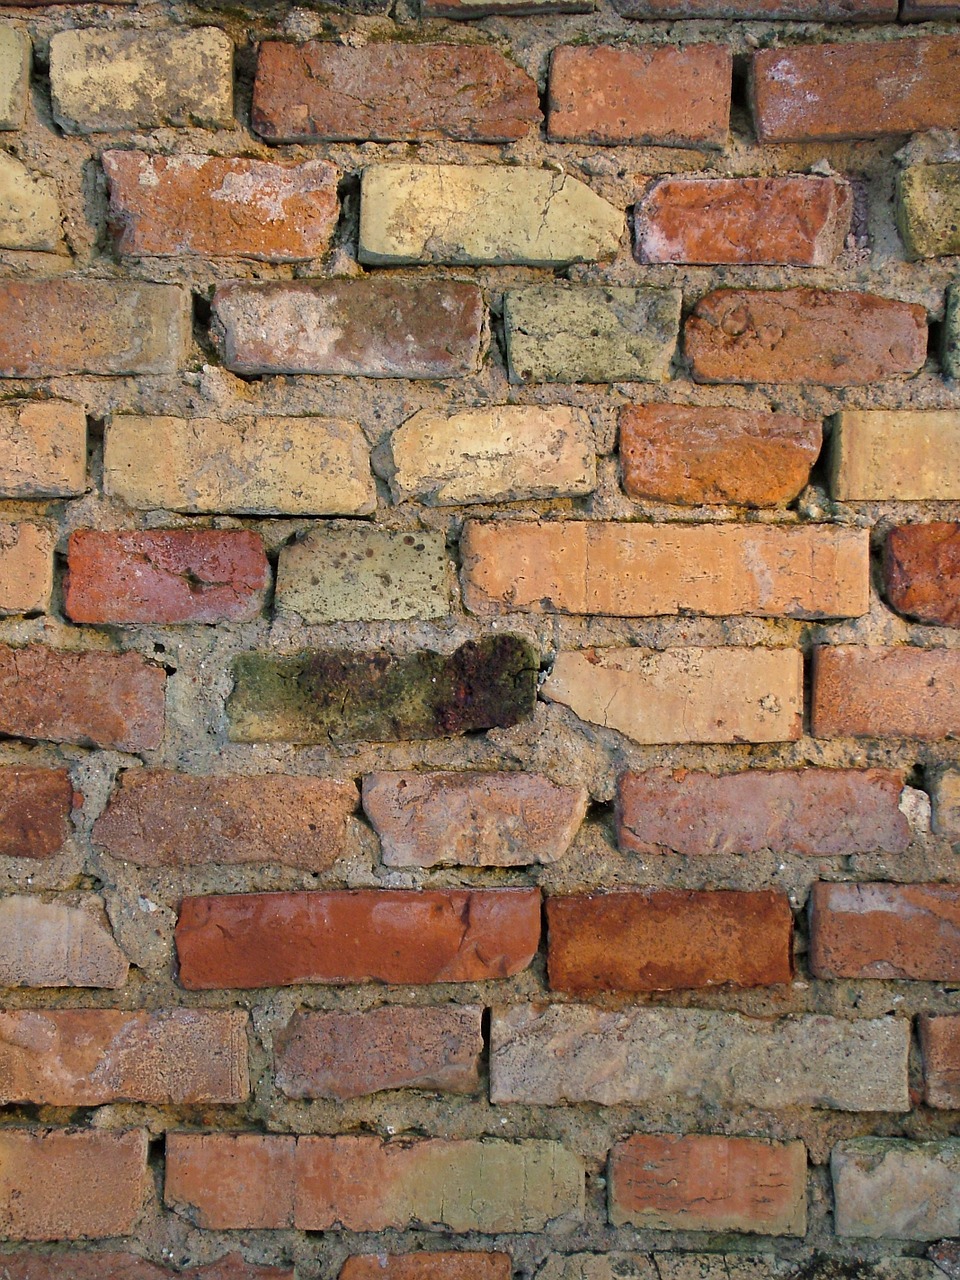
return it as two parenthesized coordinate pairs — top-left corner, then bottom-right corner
(896, 163), (960, 259)
(945, 283), (960, 380)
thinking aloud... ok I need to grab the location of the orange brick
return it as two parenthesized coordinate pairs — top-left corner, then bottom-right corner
(165, 1133), (296, 1230)
(810, 882), (960, 980)
(0, 521), (54, 615)
(0, 767), (75, 859)
(0, 1255), (289, 1280)
(0, 402), (87, 498)
(812, 646), (960, 739)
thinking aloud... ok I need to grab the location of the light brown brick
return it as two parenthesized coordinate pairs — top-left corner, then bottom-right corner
(0, 895), (128, 988)
(883, 523), (960, 627)
(832, 1139), (960, 1240)
(920, 1016), (960, 1108)
(0, 152), (61, 251)
(616, 0), (893, 15)
(0, 767), (75, 859)
(0, 521), (54, 615)
(831, 410), (960, 501)
(165, 1134), (296, 1231)
(809, 881), (960, 980)
(340, 1256), (511, 1280)
(812, 646), (960, 739)
(0, 402), (87, 499)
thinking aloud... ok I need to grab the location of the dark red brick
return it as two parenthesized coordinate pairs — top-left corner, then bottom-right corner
(0, 767), (75, 859)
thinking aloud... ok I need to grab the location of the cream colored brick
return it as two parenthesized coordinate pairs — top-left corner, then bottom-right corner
(0, 522), (54, 615)
(0, 153), (60, 251)
(831, 410), (960, 500)
(0, 27), (28, 130)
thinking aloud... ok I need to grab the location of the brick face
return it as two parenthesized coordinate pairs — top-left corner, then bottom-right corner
(812, 646), (960, 739)
(0, 767), (75, 859)
(809, 882), (960, 980)
(0, 402), (87, 499)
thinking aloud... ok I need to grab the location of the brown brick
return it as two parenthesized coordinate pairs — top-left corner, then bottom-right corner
(93, 770), (357, 870)
(636, 176), (852, 266)
(0, 521), (54, 615)
(619, 405), (822, 507)
(0, 1129), (147, 1240)
(165, 1133), (297, 1231)
(104, 152), (339, 262)
(0, 1255), (290, 1280)
(0, 645), (165, 751)
(751, 38), (960, 142)
(920, 1015), (960, 1108)
(0, 402), (87, 499)
(812, 646), (960, 739)
(686, 289), (927, 386)
(0, 1009), (249, 1105)
(274, 1005), (482, 1100)
(0, 766), (75, 859)
(65, 530), (270, 625)
(548, 45), (731, 147)
(340, 1255), (511, 1280)
(0, 895), (128, 988)
(884, 524), (960, 628)
(608, 1134), (807, 1234)
(547, 889), (793, 993)
(176, 888), (541, 990)
(810, 882), (960, 980)
(616, 0), (893, 15)
(252, 42), (540, 143)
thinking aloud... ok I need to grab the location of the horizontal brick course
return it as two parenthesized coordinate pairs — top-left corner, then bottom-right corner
(0, 766), (75, 859)
(812, 646), (960, 739)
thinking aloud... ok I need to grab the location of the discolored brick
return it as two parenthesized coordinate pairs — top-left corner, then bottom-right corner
(897, 164), (960, 260)
(831, 411), (960, 500)
(812, 646), (960, 739)
(883, 524), (960, 627)
(0, 402), (87, 499)
(944, 284), (959, 381)
(0, 766), (74, 859)
(832, 1139), (960, 1239)
(0, 895), (128, 988)
(340, 1256), (511, 1280)
(0, 26), (28, 130)
(920, 1015), (960, 1108)
(933, 770), (960, 840)
(0, 521), (54, 615)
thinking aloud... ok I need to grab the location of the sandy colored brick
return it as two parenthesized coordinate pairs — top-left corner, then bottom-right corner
(920, 1015), (960, 1108)
(0, 153), (60, 251)
(883, 523), (960, 627)
(341, 1256), (511, 1280)
(104, 415), (375, 516)
(897, 164), (960, 260)
(0, 1254), (290, 1280)
(615, 0), (892, 14)
(831, 410), (960, 501)
(0, 402), (87, 498)
(0, 895), (128, 988)
(50, 27), (233, 132)
(812, 646), (960, 739)
(0, 26), (28, 130)
(0, 1009), (249, 1105)
(0, 766), (74, 859)
(832, 1139), (960, 1239)
(0, 521), (54, 615)
(933, 769), (960, 840)
(538, 1259), (935, 1280)
(946, 284), (960, 381)
(165, 1133), (297, 1231)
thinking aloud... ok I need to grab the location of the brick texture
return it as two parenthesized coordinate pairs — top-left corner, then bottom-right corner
(832, 1139), (960, 1240)
(0, 402), (87, 498)
(831, 410), (960, 501)
(0, 766), (75, 859)
(812, 646), (960, 739)
(0, 1255), (289, 1280)
(339, 1257), (511, 1280)
(0, 520), (54, 615)
(920, 1015), (960, 1108)
(0, 895), (128, 988)
(883, 523), (960, 627)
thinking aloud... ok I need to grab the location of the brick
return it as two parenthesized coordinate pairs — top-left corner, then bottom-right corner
(361, 770), (588, 868)
(388, 406), (596, 506)
(636, 176), (851, 266)
(0, 1129), (147, 1240)
(0, 766), (74, 859)
(0, 645), (165, 751)
(462, 521), (868, 620)
(619, 405), (822, 507)
(252, 42), (540, 144)
(276, 525), (448, 623)
(884, 523), (960, 627)
(540, 1261), (937, 1280)
(104, 152), (338, 262)
(0, 521), (54, 615)
(504, 286), (681, 384)
(548, 45), (731, 147)
(0, 1256), (290, 1280)
(175, 887), (541, 989)
(617, 768), (911, 858)
(809, 881), (960, 981)
(50, 28), (233, 132)
(686, 289), (927, 386)
(93, 770), (357, 870)
(946, 284), (960, 381)
(930, 1244), (960, 1280)
(751, 38), (960, 142)
(608, 1134), (806, 1235)
(65, 530), (269, 625)
(227, 635), (538, 744)
(341, 1256), (511, 1280)
(0, 152), (60, 251)
(812, 646), (960, 739)
(0, 402), (87, 499)
(490, 1005), (909, 1110)
(0, 895), (128, 988)
(933, 770), (960, 840)
(897, 164), (960, 260)
(104, 415), (375, 516)
(274, 1005), (482, 1100)
(359, 165), (623, 267)
(0, 1009), (249, 1104)
(425, 0), (591, 12)
(213, 280), (483, 379)
(542, 646), (802, 745)
(547, 889), (793, 993)
(165, 1134), (297, 1231)
(901, 0), (960, 15)
(0, 280), (188, 378)
(920, 1016), (960, 1108)
(614, 0), (893, 14)
(831, 410), (960, 501)
(0, 26), (28, 130)
(832, 1139), (960, 1239)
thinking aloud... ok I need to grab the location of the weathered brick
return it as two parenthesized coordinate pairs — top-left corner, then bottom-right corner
(104, 152), (338, 262)
(0, 645), (165, 751)
(0, 1009), (249, 1105)
(832, 1139), (960, 1239)
(252, 42), (540, 143)
(0, 280), (189, 377)
(166, 1134), (297, 1231)
(359, 165), (622, 266)
(812, 646), (960, 739)
(0, 766), (74, 859)
(933, 769), (960, 840)
(93, 771), (357, 870)
(227, 636), (538, 745)
(539, 1259), (935, 1280)
(341, 1255), (511, 1280)
(50, 28), (233, 132)
(362, 770), (588, 868)
(0, 1254), (289, 1280)
(0, 521), (54, 615)
(685, 289), (927, 386)
(461, 521), (868, 619)
(0, 402), (87, 499)
(490, 1005), (909, 1110)
(751, 38), (960, 142)
(809, 881), (960, 981)
(897, 164), (960, 260)
(0, 152), (60, 251)
(275, 1005), (482, 1100)
(547, 889), (793, 993)
(0, 895), (128, 988)
(104, 415), (375, 516)
(884, 523), (960, 627)
(504, 286), (681, 384)
(901, 0), (960, 15)
(945, 284), (960, 381)
(542, 647), (802, 745)
(0, 1129), (147, 1240)
(608, 1134), (806, 1235)
(831, 410), (960, 501)
(176, 888), (541, 989)
(424, 0), (590, 11)
(548, 45), (731, 147)
(617, 768), (911, 858)
(0, 26), (28, 130)
(920, 1016), (960, 1108)
(615, 0), (892, 15)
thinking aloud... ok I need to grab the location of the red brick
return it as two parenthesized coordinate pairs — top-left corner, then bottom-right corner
(104, 152), (339, 262)
(751, 37), (960, 142)
(608, 1134), (807, 1234)
(901, 0), (960, 16)
(812, 646), (960, 739)
(0, 895), (128, 989)
(65, 530), (270, 625)
(617, 768), (911, 858)
(165, 1133), (296, 1230)
(619, 405), (822, 506)
(548, 45), (732, 147)
(547, 889), (793, 994)
(920, 1015), (960, 1108)
(884, 524), (960, 628)
(0, 1256), (290, 1280)
(0, 521), (55, 615)
(0, 402), (87, 499)
(252, 42), (540, 143)
(0, 1129), (147, 1240)
(809, 882), (960, 980)
(686, 289), (927, 386)
(0, 766), (75, 859)
(0, 645), (165, 751)
(340, 1256), (511, 1280)
(176, 888), (541, 990)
